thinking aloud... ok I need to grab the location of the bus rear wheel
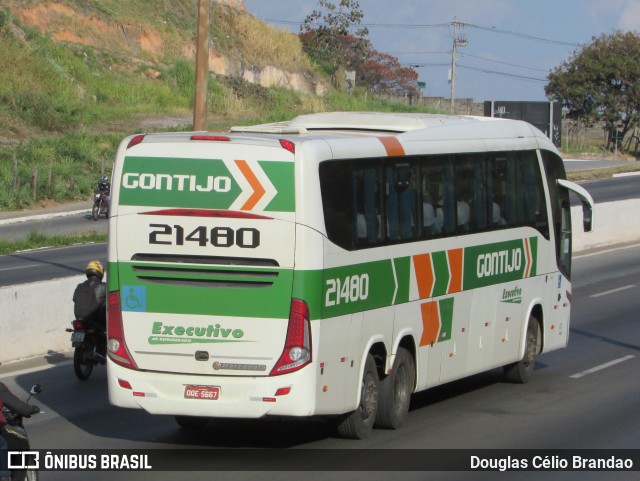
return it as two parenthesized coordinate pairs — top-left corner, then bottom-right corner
(336, 354), (379, 439)
(504, 315), (540, 383)
(375, 347), (415, 430)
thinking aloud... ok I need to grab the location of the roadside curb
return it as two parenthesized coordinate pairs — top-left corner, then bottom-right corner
(0, 209), (91, 226)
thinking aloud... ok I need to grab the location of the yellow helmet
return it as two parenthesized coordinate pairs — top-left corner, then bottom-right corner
(85, 260), (104, 280)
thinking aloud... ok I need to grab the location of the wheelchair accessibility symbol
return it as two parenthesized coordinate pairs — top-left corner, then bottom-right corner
(122, 285), (147, 312)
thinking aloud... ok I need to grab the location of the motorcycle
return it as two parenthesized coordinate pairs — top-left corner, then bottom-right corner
(66, 320), (107, 380)
(91, 192), (109, 221)
(2, 384), (43, 481)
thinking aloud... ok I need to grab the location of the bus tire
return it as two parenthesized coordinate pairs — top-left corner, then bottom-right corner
(503, 315), (540, 383)
(375, 347), (415, 430)
(175, 415), (209, 430)
(335, 354), (379, 439)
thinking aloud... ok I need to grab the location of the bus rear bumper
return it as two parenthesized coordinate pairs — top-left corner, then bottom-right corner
(107, 360), (317, 418)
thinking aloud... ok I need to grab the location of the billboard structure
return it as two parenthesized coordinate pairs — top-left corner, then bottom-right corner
(484, 101), (561, 148)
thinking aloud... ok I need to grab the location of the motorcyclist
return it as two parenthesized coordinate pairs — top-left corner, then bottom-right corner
(0, 381), (40, 481)
(72, 260), (107, 333)
(96, 175), (110, 196)
(95, 175), (111, 213)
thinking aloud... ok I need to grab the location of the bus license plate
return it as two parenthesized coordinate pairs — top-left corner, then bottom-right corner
(184, 385), (220, 400)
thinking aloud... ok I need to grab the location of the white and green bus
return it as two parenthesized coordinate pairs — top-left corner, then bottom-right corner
(106, 112), (593, 439)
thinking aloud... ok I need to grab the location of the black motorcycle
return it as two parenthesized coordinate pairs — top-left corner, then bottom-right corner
(91, 192), (109, 221)
(67, 319), (106, 380)
(2, 384), (43, 481)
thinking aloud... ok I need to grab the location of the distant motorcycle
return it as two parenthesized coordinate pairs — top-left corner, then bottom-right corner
(2, 384), (43, 481)
(67, 319), (106, 380)
(91, 192), (109, 221)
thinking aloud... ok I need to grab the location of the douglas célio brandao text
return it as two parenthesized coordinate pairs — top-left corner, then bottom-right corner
(470, 455), (634, 471)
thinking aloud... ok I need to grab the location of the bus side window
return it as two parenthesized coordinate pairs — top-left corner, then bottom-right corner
(421, 158), (444, 236)
(442, 160), (456, 235)
(354, 164), (383, 247)
(319, 161), (354, 250)
(489, 156), (508, 228)
(386, 162), (418, 241)
(455, 158), (475, 234)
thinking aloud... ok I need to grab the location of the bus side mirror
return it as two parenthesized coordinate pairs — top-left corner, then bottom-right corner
(557, 179), (595, 233)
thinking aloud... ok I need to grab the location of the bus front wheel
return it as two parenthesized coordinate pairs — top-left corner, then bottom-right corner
(375, 347), (415, 429)
(336, 354), (379, 439)
(503, 315), (540, 383)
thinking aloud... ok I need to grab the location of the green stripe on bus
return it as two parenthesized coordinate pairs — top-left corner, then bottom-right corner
(118, 156), (295, 212)
(110, 236), (539, 320)
(438, 297), (454, 342)
(393, 256), (411, 305)
(118, 156), (241, 209)
(260, 161), (295, 212)
(432, 251), (450, 297)
(463, 238), (537, 290)
(116, 262), (293, 318)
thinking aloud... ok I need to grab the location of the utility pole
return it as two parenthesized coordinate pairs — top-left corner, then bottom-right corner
(449, 17), (467, 115)
(450, 17), (457, 114)
(193, 0), (210, 131)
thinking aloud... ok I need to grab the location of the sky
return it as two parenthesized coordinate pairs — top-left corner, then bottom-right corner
(242, 0), (640, 102)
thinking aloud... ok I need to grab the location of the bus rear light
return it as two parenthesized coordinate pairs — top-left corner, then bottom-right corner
(118, 379), (132, 390)
(191, 135), (231, 142)
(127, 134), (145, 149)
(107, 291), (139, 371)
(279, 139), (295, 153)
(274, 387), (291, 396)
(270, 299), (311, 376)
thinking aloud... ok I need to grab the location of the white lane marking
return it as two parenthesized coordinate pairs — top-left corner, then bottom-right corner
(0, 264), (40, 272)
(570, 355), (635, 379)
(0, 209), (90, 226)
(590, 284), (635, 298)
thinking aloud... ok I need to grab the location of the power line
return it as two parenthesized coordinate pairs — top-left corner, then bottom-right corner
(461, 22), (581, 47)
(459, 52), (549, 73)
(408, 62), (547, 83)
(262, 17), (580, 47)
(397, 51), (549, 73)
(458, 64), (547, 83)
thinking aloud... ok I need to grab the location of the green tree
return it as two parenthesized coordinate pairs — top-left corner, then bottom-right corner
(546, 31), (640, 150)
(300, 0), (370, 89)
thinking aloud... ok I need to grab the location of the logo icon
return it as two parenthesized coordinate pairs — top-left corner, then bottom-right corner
(8, 451), (39, 469)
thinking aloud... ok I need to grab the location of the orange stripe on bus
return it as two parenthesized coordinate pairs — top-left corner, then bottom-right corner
(447, 248), (463, 293)
(377, 136), (405, 157)
(419, 301), (440, 347)
(413, 253), (434, 299)
(235, 159), (266, 211)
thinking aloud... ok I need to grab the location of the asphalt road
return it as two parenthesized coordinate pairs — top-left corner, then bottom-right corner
(1, 243), (639, 481)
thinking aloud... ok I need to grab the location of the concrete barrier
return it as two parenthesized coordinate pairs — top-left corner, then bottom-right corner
(1, 200), (638, 364)
(572, 199), (640, 252)
(0, 275), (83, 364)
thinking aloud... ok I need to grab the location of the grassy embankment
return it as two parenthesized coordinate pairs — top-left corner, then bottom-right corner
(0, 1), (438, 252)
